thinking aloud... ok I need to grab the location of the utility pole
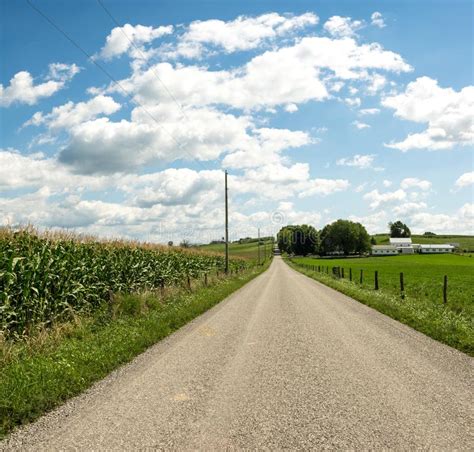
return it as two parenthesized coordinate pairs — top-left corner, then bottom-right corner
(264, 233), (266, 262)
(225, 170), (229, 274)
(258, 227), (261, 265)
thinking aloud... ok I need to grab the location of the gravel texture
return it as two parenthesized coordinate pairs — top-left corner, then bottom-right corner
(2, 256), (473, 450)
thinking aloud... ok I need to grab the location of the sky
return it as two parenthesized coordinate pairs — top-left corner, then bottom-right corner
(0, 0), (473, 243)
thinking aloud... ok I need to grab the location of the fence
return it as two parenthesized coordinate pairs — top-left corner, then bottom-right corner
(294, 261), (449, 304)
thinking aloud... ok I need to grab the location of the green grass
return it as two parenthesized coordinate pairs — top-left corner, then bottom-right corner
(373, 234), (474, 251)
(199, 239), (274, 261)
(0, 264), (268, 439)
(288, 255), (473, 355)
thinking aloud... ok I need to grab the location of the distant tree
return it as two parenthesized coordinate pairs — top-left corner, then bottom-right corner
(320, 220), (371, 255)
(167, 241), (173, 247)
(423, 231), (436, 236)
(370, 236), (377, 245)
(180, 239), (190, 248)
(389, 220), (411, 238)
(277, 225), (319, 256)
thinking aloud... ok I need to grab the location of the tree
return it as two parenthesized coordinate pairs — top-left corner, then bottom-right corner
(389, 220), (411, 238)
(423, 231), (436, 236)
(277, 225), (319, 256)
(180, 239), (190, 248)
(167, 241), (174, 247)
(319, 220), (371, 255)
(370, 236), (377, 245)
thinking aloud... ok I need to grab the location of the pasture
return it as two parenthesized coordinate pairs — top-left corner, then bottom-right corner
(292, 254), (474, 318)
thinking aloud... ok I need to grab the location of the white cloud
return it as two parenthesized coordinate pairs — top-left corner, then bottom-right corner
(106, 36), (411, 112)
(382, 179), (392, 187)
(352, 120), (370, 129)
(455, 171), (474, 188)
(284, 103), (299, 113)
(323, 16), (364, 38)
(348, 211), (388, 234)
(410, 204), (474, 235)
(98, 23), (173, 59)
(400, 177), (431, 191)
(170, 12), (318, 58)
(344, 97), (361, 107)
(24, 95), (121, 130)
(0, 63), (80, 107)
(393, 201), (427, 216)
(364, 188), (406, 209)
(298, 178), (350, 197)
(359, 108), (380, 115)
(371, 12), (386, 28)
(336, 154), (380, 169)
(382, 77), (474, 151)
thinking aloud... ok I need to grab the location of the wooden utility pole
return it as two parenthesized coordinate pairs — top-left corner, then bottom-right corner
(225, 170), (229, 273)
(258, 228), (261, 265)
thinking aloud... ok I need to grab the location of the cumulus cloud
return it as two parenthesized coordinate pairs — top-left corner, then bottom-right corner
(371, 12), (386, 28)
(364, 188), (406, 209)
(454, 171), (474, 188)
(359, 108), (380, 115)
(98, 23), (173, 59)
(393, 201), (427, 215)
(168, 12), (318, 58)
(410, 203), (474, 234)
(0, 63), (80, 107)
(336, 154), (382, 170)
(352, 120), (370, 129)
(105, 36), (411, 112)
(400, 177), (431, 191)
(24, 95), (121, 130)
(382, 77), (474, 151)
(323, 16), (364, 38)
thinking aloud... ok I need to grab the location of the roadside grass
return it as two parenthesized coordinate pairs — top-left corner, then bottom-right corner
(286, 258), (473, 356)
(0, 264), (269, 439)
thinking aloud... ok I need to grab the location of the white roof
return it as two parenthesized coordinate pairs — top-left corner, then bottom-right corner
(389, 237), (412, 244)
(419, 244), (454, 249)
(372, 245), (396, 250)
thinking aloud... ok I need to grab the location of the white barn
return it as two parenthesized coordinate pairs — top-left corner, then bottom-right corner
(419, 244), (454, 254)
(389, 237), (412, 247)
(371, 245), (398, 256)
(389, 237), (414, 254)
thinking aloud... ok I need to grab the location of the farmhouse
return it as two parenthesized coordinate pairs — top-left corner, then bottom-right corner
(371, 245), (398, 256)
(419, 244), (454, 254)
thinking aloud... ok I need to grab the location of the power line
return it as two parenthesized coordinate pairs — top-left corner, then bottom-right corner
(25, 0), (209, 172)
(96, 0), (191, 123)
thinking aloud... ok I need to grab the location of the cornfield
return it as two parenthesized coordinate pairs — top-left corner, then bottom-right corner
(0, 228), (248, 336)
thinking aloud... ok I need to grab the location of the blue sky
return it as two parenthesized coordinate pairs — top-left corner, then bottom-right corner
(1, 0), (473, 243)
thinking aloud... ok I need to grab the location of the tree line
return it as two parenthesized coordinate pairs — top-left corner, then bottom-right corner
(277, 219), (414, 256)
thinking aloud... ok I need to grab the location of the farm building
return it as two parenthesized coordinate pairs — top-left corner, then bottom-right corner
(419, 244), (454, 254)
(371, 245), (398, 256)
(389, 237), (412, 247)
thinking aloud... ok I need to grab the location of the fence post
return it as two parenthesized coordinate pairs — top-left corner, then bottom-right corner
(341, 268), (345, 279)
(443, 275), (448, 304)
(375, 271), (379, 290)
(360, 269), (363, 284)
(160, 280), (165, 297)
(349, 268), (352, 282)
(187, 275), (191, 290)
(204, 273), (208, 287)
(400, 272), (404, 299)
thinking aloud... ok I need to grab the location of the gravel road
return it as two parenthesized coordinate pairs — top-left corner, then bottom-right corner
(2, 256), (473, 450)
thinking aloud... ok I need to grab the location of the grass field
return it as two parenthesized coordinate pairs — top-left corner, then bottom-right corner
(199, 239), (274, 261)
(292, 254), (473, 316)
(289, 254), (473, 354)
(373, 234), (474, 251)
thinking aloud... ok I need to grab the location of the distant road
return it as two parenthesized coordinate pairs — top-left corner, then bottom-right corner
(3, 257), (473, 450)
